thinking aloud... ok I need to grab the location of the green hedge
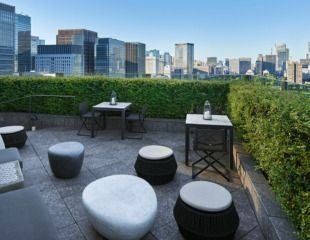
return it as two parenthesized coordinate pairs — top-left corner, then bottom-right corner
(229, 81), (310, 239)
(0, 76), (230, 118)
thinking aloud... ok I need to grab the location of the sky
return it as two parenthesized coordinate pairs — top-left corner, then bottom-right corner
(4, 0), (310, 61)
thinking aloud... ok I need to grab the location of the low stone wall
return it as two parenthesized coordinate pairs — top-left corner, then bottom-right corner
(233, 142), (297, 240)
(0, 112), (185, 133)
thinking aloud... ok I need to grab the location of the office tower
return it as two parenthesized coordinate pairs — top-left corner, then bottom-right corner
(275, 43), (289, 72)
(145, 56), (159, 76)
(286, 61), (302, 84)
(15, 13), (31, 73)
(163, 52), (172, 65)
(95, 38), (125, 77)
(175, 43), (194, 79)
(57, 29), (97, 74)
(263, 54), (276, 74)
(146, 49), (160, 59)
(229, 58), (251, 74)
(159, 55), (165, 74)
(207, 57), (217, 65)
(224, 58), (229, 68)
(35, 45), (84, 76)
(0, 3), (15, 75)
(31, 36), (45, 70)
(255, 54), (263, 75)
(125, 42), (146, 78)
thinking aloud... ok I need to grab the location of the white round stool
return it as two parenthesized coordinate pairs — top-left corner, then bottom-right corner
(82, 175), (157, 240)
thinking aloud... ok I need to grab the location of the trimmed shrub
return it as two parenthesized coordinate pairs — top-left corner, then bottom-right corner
(0, 76), (230, 118)
(229, 81), (310, 239)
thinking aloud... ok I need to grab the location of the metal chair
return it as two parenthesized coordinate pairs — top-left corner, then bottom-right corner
(192, 128), (230, 181)
(77, 102), (103, 136)
(126, 105), (148, 133)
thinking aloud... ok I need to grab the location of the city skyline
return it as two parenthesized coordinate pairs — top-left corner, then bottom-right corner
(4, 0), (310, 61)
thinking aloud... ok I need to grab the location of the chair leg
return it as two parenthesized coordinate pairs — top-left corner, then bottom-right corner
(192, 150), (230, 181)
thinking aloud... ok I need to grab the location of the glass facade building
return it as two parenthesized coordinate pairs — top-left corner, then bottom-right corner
(95, 38), (125, 77)
(175, 43), (194, 79)
(35, 45), (84, 76)
(0, 3), (15, 75)
(15, 13), (31, 73)
(31, 35), (45, 70)
(275, 43), (289, 73)
(125, 42), (146, 78)
(57, 29), (97, 75)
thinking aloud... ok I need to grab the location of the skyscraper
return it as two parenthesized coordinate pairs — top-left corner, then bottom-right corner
(146, 49), (160, 59)
(0, 3), (15, 75)
(95, 38), (125, 77)
(263, 54), (276, 74)
(35, 45), (84, 76)
(286, 60), (302, 84)
(163, 52), (172, 66)
(15, 13), (31, 73)
(125, 42), (146, 78)
(31, 36), (45, 70)
(175, 43), (194, 79)
(229, 58), (251, 74)
(145, 56), (159, 76)
(207, 57), (217, 65)
(56, 29), (97, 74)
(275, 43), (289, 72)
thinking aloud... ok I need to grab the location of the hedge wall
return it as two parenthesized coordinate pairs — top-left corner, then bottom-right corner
(229, 82), (310, 239)
(0, 76), (230, 118)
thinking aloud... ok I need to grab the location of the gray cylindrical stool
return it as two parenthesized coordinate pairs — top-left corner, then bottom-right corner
(48, 142), (84, 178)
(173, 181), (239, 240)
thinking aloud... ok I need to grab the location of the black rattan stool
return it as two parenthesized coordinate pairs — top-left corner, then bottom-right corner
(173, 181), (239, 240)
(135, 145), (177, 185)
(0, 126), (27, 148)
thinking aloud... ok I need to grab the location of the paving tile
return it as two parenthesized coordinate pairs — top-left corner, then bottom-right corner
(90, 161), (136, 178)
(22, 156), (44, 171)
(232, 188), (259, 239)
(23, 166), (49, 186)
(41, 188), (75, 228)
(57, 224), (85, 240)
(63, 193), (87, 222)
(151, 220), (184, 240)
(77, 218), (108, 240)
(240, 226), (265, 240)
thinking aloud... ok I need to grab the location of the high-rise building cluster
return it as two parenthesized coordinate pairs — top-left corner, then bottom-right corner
(0, 2), (309, 83)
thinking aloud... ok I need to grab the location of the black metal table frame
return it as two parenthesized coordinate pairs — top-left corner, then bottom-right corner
(185, 123), (234, 170)
(91, 103), (131, 140)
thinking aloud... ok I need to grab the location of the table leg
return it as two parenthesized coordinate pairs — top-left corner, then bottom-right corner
(91, 109), (95, 138)
(185, 126), (189, 166)
(121, 110), (125, 140)
(229, 127), (234, 170)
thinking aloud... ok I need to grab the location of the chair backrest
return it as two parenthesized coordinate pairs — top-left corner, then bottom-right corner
(139, 105), (148, 122)
(193, 128), (227, 152)
(0, 134), (5, 150)
(79, 102), (89, 117)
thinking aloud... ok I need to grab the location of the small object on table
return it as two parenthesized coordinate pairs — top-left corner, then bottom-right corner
(203, 100), (212, 120)
(110, 90), (117, 105)
(0, 160), (24, 193)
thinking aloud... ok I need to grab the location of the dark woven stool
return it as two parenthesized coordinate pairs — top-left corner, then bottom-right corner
(135, 145), (177, 185)
(173, 181), (239, 240)
(0, 126), (27, 148)
(48, 142), (84, 178)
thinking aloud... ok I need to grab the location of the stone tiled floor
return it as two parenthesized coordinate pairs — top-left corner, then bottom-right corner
(17, 128), (265, 240)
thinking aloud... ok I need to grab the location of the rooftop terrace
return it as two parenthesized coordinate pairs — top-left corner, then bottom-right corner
(19, 127), (264, 240)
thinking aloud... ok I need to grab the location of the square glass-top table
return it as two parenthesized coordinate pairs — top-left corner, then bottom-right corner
(185, 114), (234, 170)
(91, 102), (132, 139)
